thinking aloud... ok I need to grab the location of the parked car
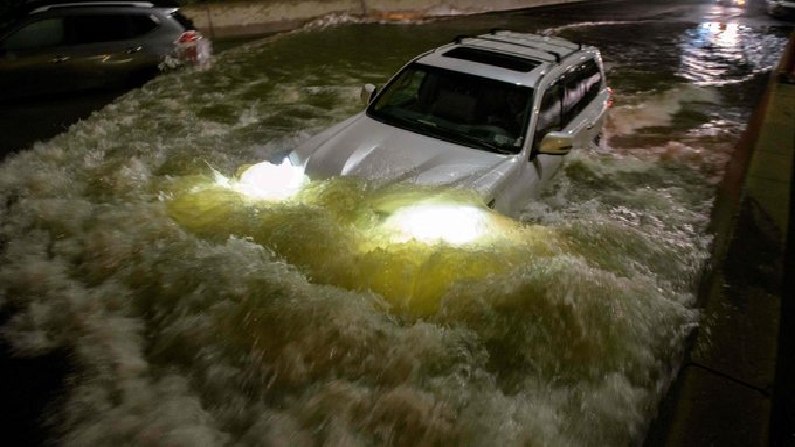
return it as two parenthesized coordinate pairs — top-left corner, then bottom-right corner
(0, 0), (211, 101)
(289, 30), (611, 217)
(767, 0), (795, 18)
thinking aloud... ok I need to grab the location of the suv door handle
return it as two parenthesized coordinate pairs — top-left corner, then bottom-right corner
(125, 45), (143, 54)
(51, 55), (69, 63)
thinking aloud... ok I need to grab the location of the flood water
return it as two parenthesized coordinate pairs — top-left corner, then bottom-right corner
(0, 1), (791, 445)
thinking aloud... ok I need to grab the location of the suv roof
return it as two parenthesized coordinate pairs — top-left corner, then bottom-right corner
(0, 0), (196, 42)
(23, 0), (178, 13)
(416, 30), (597, 87)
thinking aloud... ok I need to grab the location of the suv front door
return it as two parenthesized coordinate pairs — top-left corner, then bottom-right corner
(0, 16), (71, 100)
(532, 79), (566, 185)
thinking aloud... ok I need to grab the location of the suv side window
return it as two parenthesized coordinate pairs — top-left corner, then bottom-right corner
(66, 13), (157, 45)
(562, 58), (602, 127)
(1, 18), (65, 50)
(534, 81), (562, 149)
(129, 14), (158, 36)
(580, 59), (602, 109)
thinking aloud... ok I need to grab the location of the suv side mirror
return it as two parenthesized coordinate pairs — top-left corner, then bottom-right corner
(360, 83), (377, 104)
(538, 131), (574, 155)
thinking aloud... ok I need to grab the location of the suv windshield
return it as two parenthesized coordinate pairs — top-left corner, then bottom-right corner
(367, 63), (533, 155)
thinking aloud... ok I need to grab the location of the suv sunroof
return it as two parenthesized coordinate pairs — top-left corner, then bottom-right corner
(442, 47), (541, 72)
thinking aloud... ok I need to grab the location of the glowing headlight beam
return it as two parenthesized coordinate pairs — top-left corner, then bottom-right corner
(221, 158), (307, 201)
(384, 203), (490, 246)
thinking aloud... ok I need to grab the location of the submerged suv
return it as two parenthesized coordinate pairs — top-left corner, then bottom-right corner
(0, 1), (210, 100)
(291, 30), (610, 216)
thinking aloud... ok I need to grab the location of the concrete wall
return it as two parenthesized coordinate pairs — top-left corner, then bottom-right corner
(182, 0), (585, 38)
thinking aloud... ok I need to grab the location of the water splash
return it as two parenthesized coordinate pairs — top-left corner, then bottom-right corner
(0, 18), (757, 446)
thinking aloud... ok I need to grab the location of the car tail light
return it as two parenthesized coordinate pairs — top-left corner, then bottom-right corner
(607, 87), (615, 108)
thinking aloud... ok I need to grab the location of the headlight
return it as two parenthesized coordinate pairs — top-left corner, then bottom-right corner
(383, 203), (490, 246)
(231, 157), (308, 201)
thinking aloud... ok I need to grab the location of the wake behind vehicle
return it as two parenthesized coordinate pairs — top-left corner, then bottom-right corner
(289, 30), (611, 217)
(0, 0), (211, 101)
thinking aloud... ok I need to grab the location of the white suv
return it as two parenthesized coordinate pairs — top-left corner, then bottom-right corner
(291, 30), (610, 216)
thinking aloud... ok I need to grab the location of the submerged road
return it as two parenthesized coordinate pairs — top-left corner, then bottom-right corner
(0, 0), (792, 445)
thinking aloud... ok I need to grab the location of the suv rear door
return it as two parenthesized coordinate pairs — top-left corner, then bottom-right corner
(560, 57), (606, 149)
(58, 11), (163, 89)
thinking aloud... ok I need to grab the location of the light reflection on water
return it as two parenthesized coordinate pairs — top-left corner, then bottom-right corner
(0, 13), (786, 447)
(678, 21), (787, 85)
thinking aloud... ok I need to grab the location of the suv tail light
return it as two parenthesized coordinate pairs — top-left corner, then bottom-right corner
(174, 30), (211, 68)
(178, 30), (199, 44)
(176, 30), (199, 62)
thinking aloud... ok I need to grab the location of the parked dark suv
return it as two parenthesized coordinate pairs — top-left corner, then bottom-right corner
(0, 1), (211, 101)
(766, 0), (795, 18)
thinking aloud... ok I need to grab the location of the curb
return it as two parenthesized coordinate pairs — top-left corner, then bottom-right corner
(181, 0), (588, 39)
(647, 31), (795, 447)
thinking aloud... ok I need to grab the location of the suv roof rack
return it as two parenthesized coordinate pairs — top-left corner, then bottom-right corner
(442, 46), (542, 72)
(452, 31), (585, 64)
(484, 31), (582, 62)
(489, 29), (581, 50)
(451, 34), (561, 63)
(29, 1), (161, 13)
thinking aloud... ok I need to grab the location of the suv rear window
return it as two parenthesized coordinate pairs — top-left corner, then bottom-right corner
(170, 10), (194, 30)
(442, 47), (540, 72)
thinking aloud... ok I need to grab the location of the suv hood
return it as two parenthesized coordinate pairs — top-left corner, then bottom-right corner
(297, 114), (517, 195)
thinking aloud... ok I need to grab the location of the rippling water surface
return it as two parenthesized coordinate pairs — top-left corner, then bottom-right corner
(0, 11), (789, 446)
